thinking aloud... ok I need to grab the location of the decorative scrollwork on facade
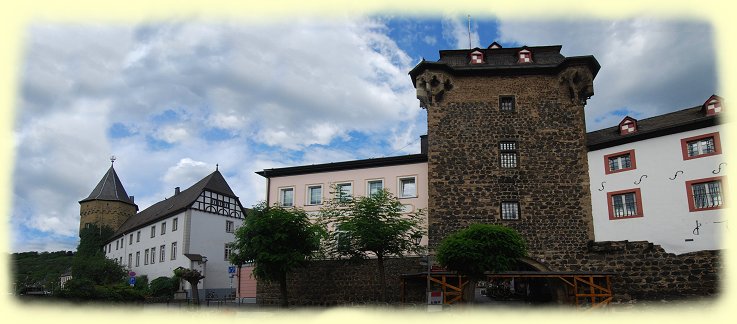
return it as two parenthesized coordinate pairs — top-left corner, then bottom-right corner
(712, 162), (727, 174)
(669, 170), (683, 180)
(598, 181), (606, 191)
(634, 174), (648, 185)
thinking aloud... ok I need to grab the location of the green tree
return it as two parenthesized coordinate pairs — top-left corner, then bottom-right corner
(435, 224), (527, 303)
(71, 225), (126, 286)
(321, 189), (425, 302)
(229, 203), (322, 307)
(149, 276), (179, 299)
(58, 224), (129, 301)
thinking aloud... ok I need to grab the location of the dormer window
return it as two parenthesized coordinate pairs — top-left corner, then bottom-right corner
(488, 42), (502, 49)
(618, 116), (638, 135)
(469, 50), (484, 64)
(703, 95), (723, 116)
(518, 49), (532, 63)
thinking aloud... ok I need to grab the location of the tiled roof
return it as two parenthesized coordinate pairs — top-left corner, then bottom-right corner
(257, 154), (428, 178)
(586, 105), (721, 150)
(79, 165), (136, 207)
(112, 170), (244, 237)
(409, 44), (600, 84)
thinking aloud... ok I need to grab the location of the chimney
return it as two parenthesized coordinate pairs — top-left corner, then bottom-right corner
(175, 187), (180, 195)
(420, 135), (428, 155)
(129, 196), (134, 202)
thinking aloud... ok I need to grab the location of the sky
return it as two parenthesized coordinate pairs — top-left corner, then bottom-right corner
(10, 15), (718, 253)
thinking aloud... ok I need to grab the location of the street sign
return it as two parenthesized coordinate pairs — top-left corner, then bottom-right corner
(129, 271), (136, 277)
(228, 266), (236, 274)
(129, 277), (136, 286)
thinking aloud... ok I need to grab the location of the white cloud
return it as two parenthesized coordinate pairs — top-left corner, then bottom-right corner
(496, 18), (716, 130)
(441, 15), (480, 49)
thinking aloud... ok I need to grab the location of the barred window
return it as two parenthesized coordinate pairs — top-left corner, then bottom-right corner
(501, 201), (520, 220)
(691, 180), (723, 210)
(500, 141), (518, 168)
(611, 192), (639, 218)
(500, 96), (515, 111)
(608, 154), (631, 171)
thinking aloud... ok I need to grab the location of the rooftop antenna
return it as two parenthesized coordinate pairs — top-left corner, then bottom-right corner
(468, 14), (472, 49)
(216, 163), (219, 171)
(110, 155), (117, 165)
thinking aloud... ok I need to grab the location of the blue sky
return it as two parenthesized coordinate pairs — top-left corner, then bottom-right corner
(11, 15), (717, 252)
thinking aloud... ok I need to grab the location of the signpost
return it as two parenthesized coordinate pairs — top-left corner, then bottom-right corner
(129, 271), (136, 287)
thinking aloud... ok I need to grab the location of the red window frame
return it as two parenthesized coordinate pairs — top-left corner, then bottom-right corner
(680, 132), (721, 160)
(606, 188), (644, 220)
(685, 176), (726, 212)
(603, 149), (637, 174)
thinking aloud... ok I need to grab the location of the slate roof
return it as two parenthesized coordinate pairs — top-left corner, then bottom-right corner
(112, 170), (245, 238)
(79, 165), (137, 207)
(257, 154), (428, 178)
(409, 44), (600, 85)
(586, 105), (721, 151)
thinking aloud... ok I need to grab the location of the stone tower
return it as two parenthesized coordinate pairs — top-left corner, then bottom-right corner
(409, 43), (600, 268)
(78, 161), (138, 235)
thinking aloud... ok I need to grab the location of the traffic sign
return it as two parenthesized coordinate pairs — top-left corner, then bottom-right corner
(129, 271), (136, 277)
(129, 277), (136, 286)
(228, 266), (236, 274)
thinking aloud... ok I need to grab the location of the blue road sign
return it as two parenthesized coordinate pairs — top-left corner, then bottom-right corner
(228, 266), (236, 274)
(129, 277), (136, 285)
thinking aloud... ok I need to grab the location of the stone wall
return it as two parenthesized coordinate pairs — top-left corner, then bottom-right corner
(79, 200), (137, 234)
(578, 241), (721, 301)
(424, 69), (595, 254)
(256, 243), (721, 305)
(257, 257), (425, 306)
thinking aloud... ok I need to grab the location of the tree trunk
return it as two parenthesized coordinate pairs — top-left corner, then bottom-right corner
(462, 278), (477, 304)
(279, 272), (289, 308)
(189, 280), (200, 305)
(377, 253), (386, 303)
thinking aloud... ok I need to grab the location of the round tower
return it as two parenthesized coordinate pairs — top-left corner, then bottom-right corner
(78, 158), (138, 235)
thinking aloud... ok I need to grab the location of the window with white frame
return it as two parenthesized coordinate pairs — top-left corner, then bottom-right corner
(161, 222), (166, 235)
(136, 231), (140, 242)
(398, 177), (417, 198)
(150, 247), (156, 264)
(367, 179), (384, 197)
(135, 251), (140, 267)
(681, 132), (721, 160)
(171, 242), (177, 260)
(306, 185), (323, 205)
(687, 137), (716, 157)
(607, 189), (643, 219)
(144, 249), (149, 265)
(150, 225), (156, 238)
(500, 141), (518, 168)
(160, 244), (166, 262)
(226, 220), (234, 233)
(688, 179), (724, 211)
(279, 187), (294, 207)
(609, 154), (630, 170)
(128, 253), (132, 268)
(129, 234), (133, 245)
(335, 182), (353, 202)
(501, 201), (520, 220)
(172, 218), (178, 231)
(224, 244), (232, 261)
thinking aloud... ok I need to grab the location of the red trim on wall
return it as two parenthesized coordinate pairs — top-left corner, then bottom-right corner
(680, 132), (722, 160)
(685, 176), (726, 212)
(603, 149), (637, 174)
(606, 188), (644, 220)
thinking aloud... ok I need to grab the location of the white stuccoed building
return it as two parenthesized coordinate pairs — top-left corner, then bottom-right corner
(587, 95), (727, 254)
(96, 169), (247, 299)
